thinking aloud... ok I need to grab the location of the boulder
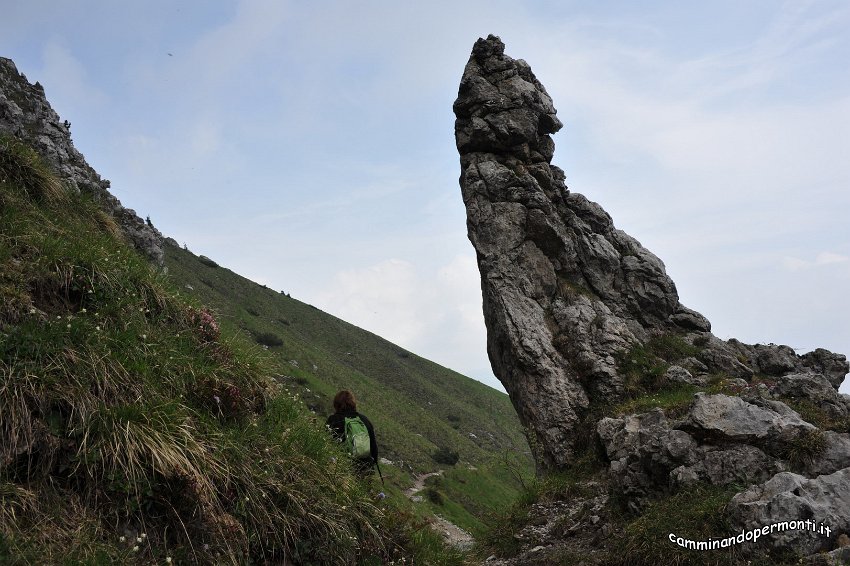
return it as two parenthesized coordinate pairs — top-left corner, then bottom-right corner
(681, 393), (814, 451)
(729, 467), (850, 556)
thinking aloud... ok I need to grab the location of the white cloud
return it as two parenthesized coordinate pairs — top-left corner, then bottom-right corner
(312, 255), (498, 389)
(815, 251), (849, 265)
(783, 251), (849, 271)
(39, 40), (108, 116)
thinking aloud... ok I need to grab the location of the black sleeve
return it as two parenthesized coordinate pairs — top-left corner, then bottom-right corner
(359, 413), (379, 462)
(326, 414), (344, 442)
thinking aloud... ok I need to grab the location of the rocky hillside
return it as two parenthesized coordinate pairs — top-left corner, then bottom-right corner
(0, 57), (165, 265)
(456, 35), (850, 565)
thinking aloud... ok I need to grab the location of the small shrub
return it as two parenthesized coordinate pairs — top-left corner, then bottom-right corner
(254, 331), (283, 347)
(647, 334), (701, 362)
(198, 255), (219, 268)
(618, 342), (667, 393)
(188, 307), (220, 342)
(783, 428), (827, 469)
(246, 307), (260, 317)
(424, 487), (444, 505)
(431, 447), (459, 466)
(619, 334), (702, 395)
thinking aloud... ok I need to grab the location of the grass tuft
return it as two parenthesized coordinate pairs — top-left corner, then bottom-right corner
(617, 483), (741, 566)
(0, 135), (65, 204)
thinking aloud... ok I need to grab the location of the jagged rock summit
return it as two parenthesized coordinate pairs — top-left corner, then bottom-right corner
(0, 57), (164, 265)
(455, 35), (714, 467)
(456, 36), (850, 562)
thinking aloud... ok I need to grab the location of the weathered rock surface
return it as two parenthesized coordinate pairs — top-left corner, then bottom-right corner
(455, 34), (699, 467)
(454, 35), (849, 472)
(729, 468), (850, 556)
(456, 36), (849, 563)
(0, 57), (164, 264)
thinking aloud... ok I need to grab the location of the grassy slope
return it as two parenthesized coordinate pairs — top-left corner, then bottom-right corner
(164, 245), (533, 533)
(0, 137), (468, 564)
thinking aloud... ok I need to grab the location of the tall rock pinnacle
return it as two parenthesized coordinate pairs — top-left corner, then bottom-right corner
(454, 35), (846, 469)
(453, 36), (850, 560)
(454, 35), (686, 467)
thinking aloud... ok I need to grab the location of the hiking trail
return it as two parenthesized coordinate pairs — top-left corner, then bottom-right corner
(404, 470), (474, 550)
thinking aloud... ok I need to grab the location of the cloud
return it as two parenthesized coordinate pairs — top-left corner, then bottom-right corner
(312, 254), (498, 389)
(782, 251), (849, 271)
(38, 40), (108, 116)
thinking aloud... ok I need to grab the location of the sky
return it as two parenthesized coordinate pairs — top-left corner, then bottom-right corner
(3, 0), (848, 394)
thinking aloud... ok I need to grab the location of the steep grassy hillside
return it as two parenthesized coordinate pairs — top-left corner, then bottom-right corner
(0, 136), (467, 564)
(164, 245), (533, 532)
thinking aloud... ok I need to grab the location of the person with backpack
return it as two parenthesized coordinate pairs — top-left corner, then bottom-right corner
(326, 390), (380, 479)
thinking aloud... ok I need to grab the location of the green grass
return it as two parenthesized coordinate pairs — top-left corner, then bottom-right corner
(0, 142), (471, 564)
(783, 398), (850, 433)
(611, 384), (699, 417)
(474, 448), (604, 558)
(164, 241), (534, 528)
(616, 483), (742, 566)
(618, 333), (701, 394)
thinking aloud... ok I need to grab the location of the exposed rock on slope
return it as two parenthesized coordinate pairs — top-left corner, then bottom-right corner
(456, 35), (850, 562)
(0, 57), (164, 264)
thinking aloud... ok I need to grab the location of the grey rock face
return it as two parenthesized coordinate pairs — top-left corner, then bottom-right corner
(454, 35), (849, 474)
(0, 57), (164, 265)
(598, 407), (784, 512)
(454, 35), (704, 467)
(770, 373), (850, 421)
(453, 34), (850, 562)
(682, 393), (815, 447)
(729, 467), (850, 556)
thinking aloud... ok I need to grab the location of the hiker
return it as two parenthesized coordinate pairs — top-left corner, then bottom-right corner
(326, 390), (379, 477)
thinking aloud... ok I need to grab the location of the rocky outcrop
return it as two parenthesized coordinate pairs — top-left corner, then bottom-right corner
(454, 34), (848, 465)
(0, 57), (164, 265)
(729, 468), (850, 556)
(455, 34), (688, 467)
(456, 36), (850, 563)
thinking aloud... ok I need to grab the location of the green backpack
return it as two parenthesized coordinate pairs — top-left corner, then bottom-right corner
(344, 416), (371, 460)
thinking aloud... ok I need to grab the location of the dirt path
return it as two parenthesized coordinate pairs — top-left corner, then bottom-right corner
(403, 470), (474, 549)
(431, 514), (474, 550)
(403, 470), (443, 498)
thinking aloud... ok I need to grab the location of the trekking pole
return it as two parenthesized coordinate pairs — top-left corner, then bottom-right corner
(375, 459), (385, 486)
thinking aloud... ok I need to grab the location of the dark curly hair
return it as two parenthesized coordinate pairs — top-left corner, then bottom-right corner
(332, 390), (357, 413)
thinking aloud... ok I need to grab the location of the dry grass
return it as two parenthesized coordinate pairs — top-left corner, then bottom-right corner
(0, 135), (65, 203)
(0, 139), (467, 565)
